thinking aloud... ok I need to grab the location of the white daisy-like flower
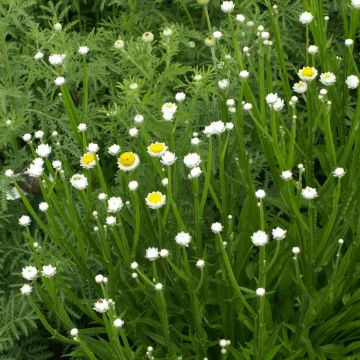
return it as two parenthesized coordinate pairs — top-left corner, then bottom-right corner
(255, 189), (266, 199)
(19, 215), (31, 227)
(236, 13), (245, 22)
(39, 202), (49, 212)
(301, 186), (318, 200)
(351, 0), (360, 8)
(213, 31), (222, 39)
(221, 1), (235, 13)
(70, 328), (79, 337)
(266, 93), (278, 105)
(95, 274), (104, 283)
(183, 153), (201, 169)
(114, 39), (124, 49)
(134, 114), (144, 124)
(108, 144), (120, 156)
(117, 152), (140, 172)
(98, 193), (107, 201)
(113, 318), (124, 328)
(175, 92), (186, 102)
(293, 81), (308, 94)
(188, 166), (202, 179)
(128, 180), (139, 191)
(175, 232), (192, 247)
(52, 160), (62, 170)
(87, 143), (99, 153)
(36, 144), (51, 158)
(78, 46), (89, 55)
(54, 77), (66, 86)
(26, 163), (43, 178)
(256, 288), (266, 296)
(273, 98), (285, 111)
(145, 247), (159, 261)
(34, 51), (44, 60)
(243, 103), (253, 111)
(298, 67), (318, 82)
(292, 246), (300, 255)
(78, 123), (87, 132)
(142, 32), (154, 43)
(161, 178), (168, 186)
(145, 191), (166, 210)
(129, 128), (138, 137)
(80, 152), (97, 169)
(196, 259), (205, 268)
(22, 133), (32, 142)
(333, 167), (346, 178)
(251, 230), (269, 246)
(299, 11), (313, 24)
(155, 283), (163, 291)
(147, 142), (168, 157)
(42, 265), (56, 278)
(4, 169), (14, 177)
(203, 121), (226, 137)
(281, 170), (293, 181)
(107, 197), (123, 213)
(346, 75), (359, 89)
(160, 151), (177, 166)
(320, 72), (336, 86)
(70, 174), (88, 190)
(48, 54), (66, 66)
(160, 249), (169, 258)
(22, 265), (38, 281)
(20, 284), (32, 295)
(93, 299), (110, 313)
(218, 79), (230, 90)
(211, 222), (223, 234)
(106, 216), (116, 226)
(161, 102), (177, 121)
(308, 45), (318, 54)
(272, 227), (287, 240)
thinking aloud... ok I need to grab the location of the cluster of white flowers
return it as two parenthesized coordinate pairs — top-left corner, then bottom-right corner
(219, 339), (231, 354)
(265, 93), (285, 111)
(26, 157), (44, 178)
(203, 121), (226, 137)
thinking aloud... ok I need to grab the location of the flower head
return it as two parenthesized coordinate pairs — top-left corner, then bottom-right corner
(320, 72), (336, 86)
(80, 152), (97, 169)
(184, 153), (201, 169)
(22, 265), (38, 281)
(93, 299), (109, 313)
(113, 318), (124, 328)
(299, 11), (313, 24)
(117, 152), (140, 172)
(19, 215), (31, 227)
(70, 174), (88, 190)
(251, 230), (269, 246)
(293, 81), (308, 94)
(211, 222), (223, 234)
(42, 265), (56, 278)
(78, 46), (89, 55)
(221, 1), (235, 13)
(36, 144), (51, 158)
(272, 227), (287, 240)
(175, 232), (192, 247)
(333, 167), (346, 178)
(107, 197), (124, 213)
(161, 102), (177, 121)
(160, 151), (177, 166)
(298, 67), (318, 82)
(301, 186), (318, 200)
(346, 75), (359, 89)
(20, 284), (32, 295)
(256, 288), (266, 296)
(145, 192), (166, 210)
(108, 144), (120, 156)
(145, 247), (159, 261)
(147, 142), (167, 157)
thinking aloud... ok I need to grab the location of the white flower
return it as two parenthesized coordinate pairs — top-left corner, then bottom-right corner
(145, 247), (159, 261)
(196, 259), (205, 268)
(53, 22), (62, 31)
(175, 92), (186, 102)
(175, 232), (192, 247)
(161, 102), (177, 121)
(272, 227), (287, 240)
(160, 249), (169, 258)
(256, 288), (266, 296)
(239, 70), (249, 79)
(34, 130), (44, 139)
(106, 216), (116, 226)
(134, 114), (144, 124)
(163, 28), (173, 36)
(145, 192), (166, 210)
(49, 54), (66, 66)
(42, 265), (56, 278)
(351, 0), (360, 8)
(346, 75), (359, 89)
(22, 133), (32, 142)
(213, 31), (222, 39)
(266, 93), (278, 105)
(80, 152), (97, 169)
(52, 160), (62, 170)
(98, 193), (107, 201)
(87, 143), (99, 153)
(130, 262), (138, 270)
(117, 152), (140, 172)
(221, 1), (235, 13)
(5, 169), (14, 177)
(147, 142), (167, 157)
(78, 123), (87, 132)
(39, 202), (49, 212)
(211, 222), (223, 234)
(290, 96), (299, 106)
(298, 67), (318, 82)
(113, 318), (124, 328)
(308, 45), (318, 54)
(188, 167), (203, 179)
(34, 51), (44, 60)
(70, 328), (79, 337)
(93, 299), (110, 313)
(108, 144), (120, 156)
(236, 14), (245, 22)
(108, 197), (123, 213)
(281, 170), (293, 181)
(128, 180), (139, 191)
(183, 153), (201, 168)
(333, 167), (346, 178)
(255, 189), (266, 199)
(129, 128), (138, 137)
(95, 274), (104, 283)
(218, 79), (230, 90)
(203, 121), (226, 137)
(36, 144), (51, 158)
(320, 72), (336, 86)
(251, 230), (269, 246)
(299, 11), (313, 24)
(21, 265), (37, 281)
(226, 99), (235, 107)
(345, 39), (354, 46)
(243, 103), (253, 111)
(78, 46), (89, 55)
(142, 32), (154, 43)
(293, 81), (308, 94)
(19, 215), (31, 227)
(301, 186), (318, 200)
(160, 151), (177, 166)
(20, 284), (32, 295)
(114, 39), (124, 49)
(161, 178), (168, 186)
(54, 77), (65, 86)
(273, 98), (285, 111)
(155, 283), (163, 291)
(191, 137), (200, 146)
(292, 246), (300, 255)
(70, 174), (88, 190)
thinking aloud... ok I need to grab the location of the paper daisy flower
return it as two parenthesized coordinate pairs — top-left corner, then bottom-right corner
(107, 196), (124, 213)
(301, 186), (318, 200)
(20, 284), (32, 295)
(145, 191), (166, 210)
(272, 227), (287, 240)
(147, 142), (168, 157)
(41, 265), (57, 278)
(22, 265), (38, 281)
(145, 247), (159, 261)
(175, 231), (192, 247)
(70, 174), (88, 190)
(320, 72), (336, 86)
(93, 299), (110, 313)
(80, 152), (97, 169)
(183, 153), (201, 169)
(293, 81), (308, 94)
(298, 67), (318, 82)
(117, 152), (140, 172)
(35, 144), (51, 158)
(160, 151), (177, 166)
(251, 230), (269, 246)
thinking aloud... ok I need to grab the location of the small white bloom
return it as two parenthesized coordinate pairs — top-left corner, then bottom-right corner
(345, 39), (354, 47)
(188, 166), (203, 179)
(26, 163), (43, 178)
(95, 274), (104, 283)
(20, 284), (32, 295)
(70, 328), (79, 337)
(281, 170), (293, 181)
(98, 193), (107, 200)
(78, 46), (89, 55)
(34, 130), (44, 139)
(226, 99), (235, 107)
(272, 227), (287, 240)
(161, 102), (177, 121)
(52, 160), (62, 170)
(293, 81), (308, 94)
(256, 288), (266, 296)
(39, 202), (49, 212)
(203, 121), (226, 137)
(160, 151), (177, 166)
(145, 247), (159, 261)
(290, 96), (299, 106)
(155, 283), (163, 291)
(184, 153), (201, 169)
(106, 216), (116, 226)
(320, 72), (336, 86)
(130, 262), (138, 270)
(175, 92), (186, 102)
(338, 239), (344, 245)
(78, 123), (87, 132)
(129, 128), (138, 137)
(175, 232), (192, 247)
(255, 189), (266, 199)
(87, 143), (99, 153)
(266, 93), (278, 105)
(211, 222), (223, 234)
(128, 180), (139, 191)
(161, 178), (168, 187)
(114, 39), (124, 49)
(273, 98), (285, 111)
(21, 265), (37, 281)
(346, 75), (359, 89)
(42, 265), (56, 278)
(243, 103), (253, 111)
(19, 215), (31, 227)
(108, 197), (123, 213)
(292, 246), (300, 255)
(239, 70), (249, 79)
(142, 32), (154, 43)
(299, 11), (313, 25)
(196, 259), (205, 268)
(218, 79), (230, 90)
(226, 122), (234, 130)
(22, 133), (32, 142)
(5, 169), (14, 177)
(113, 318), (124, 328)
(36, 144), (51, 158)
(301, 186), (318, 200)
(49, 54), (66, 66)
(34, 51), (44, 60)
(70, 174), (88, 190)
(134, 114), (144, 124)
(54, 77), (65, 86)
(308, 45), (318, 54)
(191, 137), (200, 146)
(351, 0), (360, 9)
(213, 31), (222, 39)
(221, 1), (235, 13)
(251, 230), (269, 246)
(160, 249), (169, 258)
(333, 167), (346, 178)
(236, 14), (245, 22)
(53, 22), (62, 31)
(93, 299), (110, 313)
(163, 28), (173, 37)
(108, 144), (121, 156)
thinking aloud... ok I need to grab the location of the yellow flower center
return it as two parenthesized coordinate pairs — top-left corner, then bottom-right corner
(301, 67), (315, 77)
(149, 143), (165, 153)
(118, 152), (136, 166)
(147, 192), (163, 204)
(81, 153), (96, 165)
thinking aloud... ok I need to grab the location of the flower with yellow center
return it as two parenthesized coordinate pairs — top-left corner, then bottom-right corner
(147, 142), (168, 157)
(145, 191), (166, 210)
(80, 152), (97, 169)
(117, 151), (140, 172)
(298, 66), (318, 82)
